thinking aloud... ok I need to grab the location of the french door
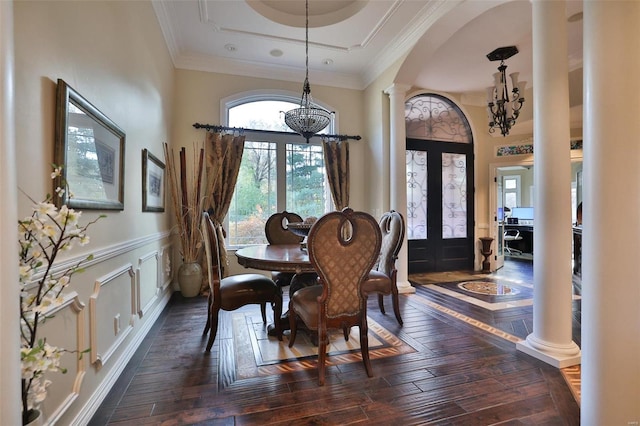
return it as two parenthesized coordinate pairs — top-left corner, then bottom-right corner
(406, 139), (474, 273)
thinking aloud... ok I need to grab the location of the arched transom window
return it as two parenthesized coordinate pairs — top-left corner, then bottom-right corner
(405, 94), (472, 143)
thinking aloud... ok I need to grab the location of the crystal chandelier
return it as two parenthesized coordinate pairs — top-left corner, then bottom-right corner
(486, 46), (526, 137)
(284, 0), (332, 143)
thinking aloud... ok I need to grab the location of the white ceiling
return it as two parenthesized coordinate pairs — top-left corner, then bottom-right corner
(152, 0), (584, 128)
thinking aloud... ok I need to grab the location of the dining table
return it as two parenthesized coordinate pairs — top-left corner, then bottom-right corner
(235, 243), (319, 336)
(235, 243), (315, 275)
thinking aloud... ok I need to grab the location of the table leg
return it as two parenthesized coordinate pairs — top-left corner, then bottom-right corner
(267, 272), (318, 337)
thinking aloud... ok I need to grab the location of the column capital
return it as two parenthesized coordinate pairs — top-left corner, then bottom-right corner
(384, 83), (411, 98)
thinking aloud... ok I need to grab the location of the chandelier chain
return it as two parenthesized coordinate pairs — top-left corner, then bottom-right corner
(283, 0), (332, 142)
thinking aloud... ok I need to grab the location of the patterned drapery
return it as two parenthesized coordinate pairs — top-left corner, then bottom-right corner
(322, 140), (349, 210)
(204, 131), (245, 279)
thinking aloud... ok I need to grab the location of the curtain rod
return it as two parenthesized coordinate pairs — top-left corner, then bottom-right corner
(192, 123), (361, 142)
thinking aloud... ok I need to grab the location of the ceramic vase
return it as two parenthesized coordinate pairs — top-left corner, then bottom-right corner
(178, 262), (202, 297)
(25, 409), (42, 426)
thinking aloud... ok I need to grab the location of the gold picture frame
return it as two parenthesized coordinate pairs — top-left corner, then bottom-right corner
(54, 79), (125, 210)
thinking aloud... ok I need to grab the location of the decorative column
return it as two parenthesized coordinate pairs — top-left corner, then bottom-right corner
(384, 83), (414, 294)
(0, 1), (21, 424)
(581, 2), (640, 424)
(516, 0), (580, 367)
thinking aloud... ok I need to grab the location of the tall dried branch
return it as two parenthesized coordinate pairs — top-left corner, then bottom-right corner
(163, 142), (206, 263)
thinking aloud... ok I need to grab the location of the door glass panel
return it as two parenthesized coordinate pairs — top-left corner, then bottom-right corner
(406, 150), (427, 240)
(442, 153), (467, 239)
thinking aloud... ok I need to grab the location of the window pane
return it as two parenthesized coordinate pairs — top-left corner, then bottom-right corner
(228, 141), (277, 246)
(505, 178), (517, 189)
(405, 94), (472, 142)
(229, 101), (294, 131)
(286, 143), (326, 219)
(442, 153), (467, 239)
(406, 150), (427, 240)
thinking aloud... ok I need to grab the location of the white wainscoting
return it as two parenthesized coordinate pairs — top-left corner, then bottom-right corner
(38, 292), (86, 425)
(89, 264), (137, 370)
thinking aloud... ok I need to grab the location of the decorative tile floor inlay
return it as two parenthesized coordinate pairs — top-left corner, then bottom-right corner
(458, 280), (519, 296)
(232, 312), (416, 379)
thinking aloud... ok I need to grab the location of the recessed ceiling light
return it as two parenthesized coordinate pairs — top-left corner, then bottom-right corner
(323, 58), (334, 66)
(270, 49), (283, 57)
(568, 12), (583, 23)
(224, 44), (237, 52)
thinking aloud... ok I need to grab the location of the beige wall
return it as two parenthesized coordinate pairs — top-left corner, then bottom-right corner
(172, 69), (370, 212)
(12, 1), (175, 424)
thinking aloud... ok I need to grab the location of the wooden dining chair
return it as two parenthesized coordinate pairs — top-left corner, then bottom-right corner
(265, 211), (304, 288)
(201, 212), (282, 352)
(288, 208), (382, 385)
(361, 210), (405, 325)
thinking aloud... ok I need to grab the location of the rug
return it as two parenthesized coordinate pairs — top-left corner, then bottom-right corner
(231, 311), (416, 380)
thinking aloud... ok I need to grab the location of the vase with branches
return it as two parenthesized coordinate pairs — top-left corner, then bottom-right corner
(163, 143), (207, 296)
(19, 166), (102, 424)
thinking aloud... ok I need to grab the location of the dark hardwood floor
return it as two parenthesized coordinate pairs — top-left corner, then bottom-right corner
(90, 259), (580, 425)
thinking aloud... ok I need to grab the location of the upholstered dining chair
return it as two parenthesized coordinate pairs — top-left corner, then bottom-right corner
(201, 212), (282, 352)
(288, 208), (382, 385)
(361, 210), (405, 326)
(265, 211), (304, 288)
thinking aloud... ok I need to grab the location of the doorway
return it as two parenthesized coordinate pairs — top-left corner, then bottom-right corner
(406, 139), (475, 272)
(490, 160), (583, 271)
(404, 93), (475, 274)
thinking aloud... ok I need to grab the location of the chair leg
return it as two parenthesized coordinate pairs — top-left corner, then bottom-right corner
(272, 294), (283, 341)
(317, 326), (328, 386)
(260, 302), (267, 324)
(343, 326), (350, 341)
(377, 294), (386, 314)
(205, 307), (220, 352)
(391, 290), (403, 326)
(288, 308), (298, 347)
(202, 293), (212, 336)
(359, 318), (373, 378)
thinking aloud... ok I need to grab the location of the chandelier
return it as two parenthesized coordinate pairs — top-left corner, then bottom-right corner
(284, 0), (332, 142)
(486, 46), (526, 137)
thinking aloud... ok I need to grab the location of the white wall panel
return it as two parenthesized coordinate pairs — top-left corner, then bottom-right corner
(89, 265), (136, 370)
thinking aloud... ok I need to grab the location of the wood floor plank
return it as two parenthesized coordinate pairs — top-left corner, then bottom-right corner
(91, 260), (580, 425)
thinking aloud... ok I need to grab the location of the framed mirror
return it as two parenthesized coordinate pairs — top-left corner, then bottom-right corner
(54, 79), (125, 210)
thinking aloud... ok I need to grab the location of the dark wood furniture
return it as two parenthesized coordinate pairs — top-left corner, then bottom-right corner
(235, 244), (315, 274)
(264, 211), (304, 287)
(288, 208), (382, 385)
(201, 213), (282, 352)
(361, 210), (405, 325)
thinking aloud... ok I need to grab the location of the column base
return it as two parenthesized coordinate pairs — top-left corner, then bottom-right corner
(397, 279), (415, 294)
(516, 334), (581, 368)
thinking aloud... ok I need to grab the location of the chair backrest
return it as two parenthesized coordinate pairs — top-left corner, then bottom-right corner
(265, 211), (304, 244)
(504, 229), (521, 239)
(307, 208), (382, 319)
(374, 210), (405, 277)
(202, 212), (223, 301)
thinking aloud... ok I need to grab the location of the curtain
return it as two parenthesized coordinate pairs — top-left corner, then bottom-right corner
(323, 140), (350, 210)
(204, 131), (245, 280)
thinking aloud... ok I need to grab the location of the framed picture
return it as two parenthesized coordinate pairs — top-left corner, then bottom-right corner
(142, 149), (165, 212)
(54, 79), (125, 210)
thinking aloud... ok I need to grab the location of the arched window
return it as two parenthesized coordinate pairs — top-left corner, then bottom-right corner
(223, 94), (335, 247)
(405, 93), (472, 143)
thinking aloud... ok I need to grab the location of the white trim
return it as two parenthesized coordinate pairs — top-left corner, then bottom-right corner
(26, 231), (171, 284)
(89, 264), (136, 370)
(69, 290), (172, 426)
(43, 292), (86, 425)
